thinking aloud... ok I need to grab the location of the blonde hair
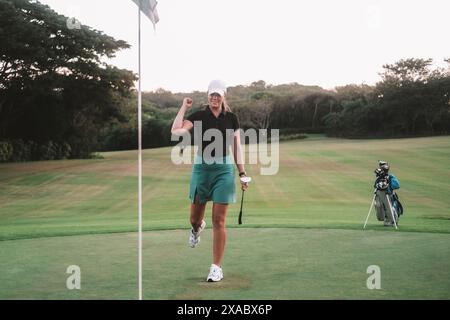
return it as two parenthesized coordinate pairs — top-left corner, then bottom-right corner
(222, 96), (231, 113)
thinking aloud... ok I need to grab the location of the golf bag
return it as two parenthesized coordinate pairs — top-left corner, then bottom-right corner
(374, 190), (397, 224)
(364, 161), (404, 229)
(373, 173), (403, 225)
(392, 192), (403, 216)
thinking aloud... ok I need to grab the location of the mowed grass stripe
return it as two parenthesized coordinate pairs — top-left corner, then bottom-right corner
(0, 136), (449, 241)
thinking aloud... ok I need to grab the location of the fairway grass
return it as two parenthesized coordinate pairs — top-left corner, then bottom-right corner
(0, 136), (449, 299)
(0, 228), (448, 299)
(0, 136), (449, 240)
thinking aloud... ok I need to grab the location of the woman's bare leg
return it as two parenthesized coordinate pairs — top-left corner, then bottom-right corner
(190, 194), (206, 231)
(211, 203), (228, 266)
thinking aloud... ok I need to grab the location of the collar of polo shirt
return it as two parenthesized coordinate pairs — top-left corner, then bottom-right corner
(205, 105), (225, 117)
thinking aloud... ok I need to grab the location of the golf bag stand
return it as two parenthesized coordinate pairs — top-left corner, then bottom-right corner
(385, 193), (398, 229)
(363, 189), (377, 229)
(363, 188), (398, 230)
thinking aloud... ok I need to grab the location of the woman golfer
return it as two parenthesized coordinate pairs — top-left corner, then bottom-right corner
(171, 80), (248, 282)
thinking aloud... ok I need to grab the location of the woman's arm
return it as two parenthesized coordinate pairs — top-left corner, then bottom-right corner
(233, 130), (245, 173)
(171, 98), (194, 136)
(233, 130), (248, 190)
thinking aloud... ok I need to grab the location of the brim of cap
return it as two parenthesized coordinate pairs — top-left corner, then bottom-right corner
(208, 89), (225, 97)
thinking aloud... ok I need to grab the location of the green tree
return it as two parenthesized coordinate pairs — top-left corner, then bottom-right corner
(376, 58), (449, 135)
(0, 0), (136, 158)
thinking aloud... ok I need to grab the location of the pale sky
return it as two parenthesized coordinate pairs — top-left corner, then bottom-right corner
(38, 0), (450, 93)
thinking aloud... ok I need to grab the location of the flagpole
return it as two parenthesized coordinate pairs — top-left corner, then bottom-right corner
(138, 4), (143, 301)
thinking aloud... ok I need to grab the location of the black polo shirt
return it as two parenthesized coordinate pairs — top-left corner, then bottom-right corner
(186, 105), (240, 157)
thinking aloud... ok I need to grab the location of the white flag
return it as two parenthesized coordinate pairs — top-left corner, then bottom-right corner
(132, 0), (159, 27)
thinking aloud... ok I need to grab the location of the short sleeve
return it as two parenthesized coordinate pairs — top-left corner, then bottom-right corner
(232, 113), (240, 131)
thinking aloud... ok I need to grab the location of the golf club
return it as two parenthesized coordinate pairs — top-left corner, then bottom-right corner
(238, 176), (251, 225)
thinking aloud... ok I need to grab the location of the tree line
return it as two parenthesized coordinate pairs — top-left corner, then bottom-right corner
(1, 0), (449, 162)
(102, 60), (450, 152)
(0, 0), (135, 161)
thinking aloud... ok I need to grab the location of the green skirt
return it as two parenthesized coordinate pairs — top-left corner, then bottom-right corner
(189, 155), (236, 205)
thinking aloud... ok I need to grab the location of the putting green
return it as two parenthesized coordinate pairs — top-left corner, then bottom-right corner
(0, 228), (448, 299)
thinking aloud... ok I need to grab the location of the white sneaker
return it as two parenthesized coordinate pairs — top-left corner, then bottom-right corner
(206, 264), (223, 282)
(188, 220), (206, 248)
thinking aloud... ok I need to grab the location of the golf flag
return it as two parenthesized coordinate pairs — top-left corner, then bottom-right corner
(132, 0), (160, 29)
(131, 0), (160, 301)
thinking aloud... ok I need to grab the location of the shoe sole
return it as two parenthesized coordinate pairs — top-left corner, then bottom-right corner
(189, 241), (199, 248)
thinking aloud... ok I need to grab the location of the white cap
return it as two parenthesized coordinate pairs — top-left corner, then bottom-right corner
(207, 79), (227, 97)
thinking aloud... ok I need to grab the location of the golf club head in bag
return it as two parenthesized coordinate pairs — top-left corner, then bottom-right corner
(378, 160), (387, 167)
(238, 176), (252, 225)
(378, 160), (390, 172)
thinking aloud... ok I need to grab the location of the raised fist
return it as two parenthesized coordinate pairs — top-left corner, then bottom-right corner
(182, 98), (193, 109)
